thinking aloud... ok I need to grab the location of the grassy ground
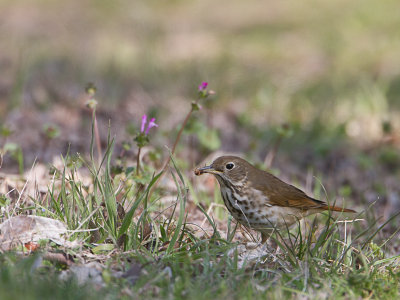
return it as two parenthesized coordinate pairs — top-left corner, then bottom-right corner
(0, 167), (399, 300)
(1, 114), (400, 299)
(1, 0), (400, 299)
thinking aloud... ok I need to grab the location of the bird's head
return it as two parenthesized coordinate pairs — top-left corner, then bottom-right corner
(194, 156), (251, 184)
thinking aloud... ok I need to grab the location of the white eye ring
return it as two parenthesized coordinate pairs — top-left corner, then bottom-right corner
(225, 162), (235, 170)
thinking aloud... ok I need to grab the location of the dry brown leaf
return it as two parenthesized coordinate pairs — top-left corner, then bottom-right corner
(0, 215), (78, 250)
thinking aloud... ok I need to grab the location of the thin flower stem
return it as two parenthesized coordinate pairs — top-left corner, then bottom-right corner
(264, 135), (283, 168)
(136, 146), (142, 176)
(149, 106), (195, 196)
(163, 107), (193, 171)
(94, 112), (102, 167)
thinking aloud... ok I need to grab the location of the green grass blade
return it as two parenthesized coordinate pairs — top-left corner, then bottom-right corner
(166, 156), (187, 254)
(118, 171), (163, 238)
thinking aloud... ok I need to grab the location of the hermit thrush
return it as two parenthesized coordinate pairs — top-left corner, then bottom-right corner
(194, 156), (355, 242)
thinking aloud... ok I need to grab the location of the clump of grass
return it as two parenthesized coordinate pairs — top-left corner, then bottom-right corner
(41, 82), (215, 252)
(44, 131), (400, 298)
(2, 83), (400, 299)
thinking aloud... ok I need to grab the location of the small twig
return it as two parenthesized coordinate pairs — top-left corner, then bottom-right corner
(66, 206), (102, 239)
(334, 239), (362, 255)
(43, 252), (74, 266)
(66, 228), (101, 233)
(336, 219), (365, 223)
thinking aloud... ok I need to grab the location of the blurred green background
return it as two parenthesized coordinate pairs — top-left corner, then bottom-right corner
(1, 0), (400, 173)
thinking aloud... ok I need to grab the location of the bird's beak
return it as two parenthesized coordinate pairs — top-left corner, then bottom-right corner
(194, 165), (221, 176)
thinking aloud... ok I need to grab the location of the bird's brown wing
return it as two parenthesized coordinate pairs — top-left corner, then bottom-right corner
(266, 182), (325, 210)
(251, 170), (355, 212)
(267, 184), (355, 212)
(251, 170), (326, 210)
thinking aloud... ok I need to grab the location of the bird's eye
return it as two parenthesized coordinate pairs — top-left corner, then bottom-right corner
(226, 163), (235, 170)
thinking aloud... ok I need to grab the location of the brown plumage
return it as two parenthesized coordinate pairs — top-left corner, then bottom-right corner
(195, 156), (355, 242)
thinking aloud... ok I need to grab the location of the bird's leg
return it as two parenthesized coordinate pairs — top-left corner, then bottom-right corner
(261, 232), (270, 244)
(260, 230), (280, 253)
(261, 228), (276, 244)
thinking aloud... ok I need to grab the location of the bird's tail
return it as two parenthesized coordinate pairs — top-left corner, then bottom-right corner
(320, 205), (356, 213)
